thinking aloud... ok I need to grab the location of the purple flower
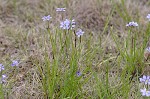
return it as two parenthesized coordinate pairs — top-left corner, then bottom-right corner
(60, 19), (76, 30)
(11, 60), (19, 67)
(140, 88), (150, 97)
(42, 15), (52, 21)
(76, 29), (84, 37)
(56, 8), (66, 12)
(144, 47), (150, 59)
(0, 64), (4, 72)
(139, 75), (150, 85)
(126, 21), (138, 27)
(147, 14), (150, 21)
(60, 19), (70, 30)
(76, 71), (81, 77)
(1, 74), (7, 83)
(146, 47), (150, 52)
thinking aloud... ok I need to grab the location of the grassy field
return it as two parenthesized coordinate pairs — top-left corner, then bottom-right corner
(1, 0), (150, 98)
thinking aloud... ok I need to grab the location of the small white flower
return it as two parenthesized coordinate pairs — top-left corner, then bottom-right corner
(76, 29), (84, 37)
(56, 8), (66, 12)
(126, 21), (138, 27)
(146, 14), (150, 21)
(42, 15), (52, 21)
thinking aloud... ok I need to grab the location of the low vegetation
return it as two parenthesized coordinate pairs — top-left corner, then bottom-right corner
(0, 0), (150, 98)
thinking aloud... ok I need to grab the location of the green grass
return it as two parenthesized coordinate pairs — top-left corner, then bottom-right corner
(0, 0), (150, 98)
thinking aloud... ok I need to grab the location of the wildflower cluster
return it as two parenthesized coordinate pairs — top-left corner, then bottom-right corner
(0, 60), (19, 83)
(139, 75), (150, 97)
(126, 14), (150, 97)
(41, 8), (85, 77)
(42, 8), (84, 38)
